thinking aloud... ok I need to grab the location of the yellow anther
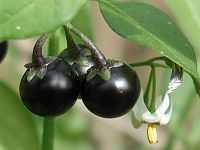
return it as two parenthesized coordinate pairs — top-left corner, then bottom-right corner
(147, 124), (158, 144)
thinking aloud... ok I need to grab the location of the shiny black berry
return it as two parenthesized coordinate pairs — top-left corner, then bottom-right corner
(20, 59), (80, 117)
(81, 61), (141, 118)
(19, 35), (80, 117)
(65, 23), (141, 118)
(0, 41), (8, 63)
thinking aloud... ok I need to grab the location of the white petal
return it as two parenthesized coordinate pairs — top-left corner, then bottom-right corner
(132, 89), (150, 122)
(131, 111), (143, 128)
(159, 99), (172, 125)
(142, 93), (171, 124)
(142, 111), (161, 123)
(155, 95), (162, 108)
(155, 93), (170, 115)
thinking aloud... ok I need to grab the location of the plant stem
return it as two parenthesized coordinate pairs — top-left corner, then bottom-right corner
(144, 69), (153, 108)
(48, 32), (59, 56)
(150, 66), (156, 113)
(65, 23), (107, 69)
(129, 57), (169, 69)
(32, 34), (48, 68)
(41, 31), (58, 150)
(63, 26), (77, 50)
(41, 118), (55, 150)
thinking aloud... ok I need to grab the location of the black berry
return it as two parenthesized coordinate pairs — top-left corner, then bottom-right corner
(19, 35), (80, 117)
(81, 61), (141, 118)
(0, 41), (8, 63)
(20, 59), (80, 117)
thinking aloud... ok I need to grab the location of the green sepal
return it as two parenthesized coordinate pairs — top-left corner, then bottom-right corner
(99, 67), (111, 81)
(107, 59), (123, 67)
(26, 67), (47, 82)
(59, 47), (90, 67)
(86, 67), (97, 81)
(27, 69), (36, 82)
(76, 56), (89, 67)
(82, 48), (92, 56)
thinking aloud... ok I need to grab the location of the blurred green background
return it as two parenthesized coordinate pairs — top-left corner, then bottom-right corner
(0, 0), (200, 150)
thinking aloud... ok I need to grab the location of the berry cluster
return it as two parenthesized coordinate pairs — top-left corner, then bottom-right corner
(19, 24), (141, 118)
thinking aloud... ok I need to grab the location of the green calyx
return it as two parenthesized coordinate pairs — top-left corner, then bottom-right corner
(27, 67), (47, 82)
(25, 57), (54, 82)
(99, 67), (111, 81)
(86, 67), (97, 81)
(86, 66), (111, 81)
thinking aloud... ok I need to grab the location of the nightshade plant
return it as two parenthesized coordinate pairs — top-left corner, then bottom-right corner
(0, 0), (199, 149)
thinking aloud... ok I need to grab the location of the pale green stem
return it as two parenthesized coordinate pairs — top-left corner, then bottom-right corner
(48, 32), (59, 56)
(130, 56), (169, 69)
(41, 31), (58, 150)
(41, 118), (55, 150)
(150, 66), (156, 113)
(144, 69), (153, 108)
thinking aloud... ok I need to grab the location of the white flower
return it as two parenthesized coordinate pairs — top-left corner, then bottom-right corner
(131, 74), (182, 144)
(131, 90), (172, 128)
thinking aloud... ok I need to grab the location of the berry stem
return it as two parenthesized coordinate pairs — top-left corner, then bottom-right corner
(41, 118), (55, 150)
(65, 23), (107, 69)
(150, 66), (156, 113)
(32, 34), (48, 68)
(48, 32), (59, 56)
(64, 26), (77, 51)
(62, 26), (80, 58)
(144, 69), (153, 108)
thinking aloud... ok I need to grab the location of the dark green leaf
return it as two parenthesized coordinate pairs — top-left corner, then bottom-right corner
(57, 3), (93, 53)
(0, 0), (87, 39)
(165, 0), (200, 52)
(0, 81), (39, 150)
(72, 3), (94, 42)
(99, 0), (199, 81)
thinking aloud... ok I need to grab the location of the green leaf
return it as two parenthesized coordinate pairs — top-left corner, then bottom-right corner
(0, 81), (39, 150)
(57, 3), (93, 53)
(99, 0), (199, 81)
(165, 0), (200, 52)
(72, 3), (94, 42)
(0, 0), (87, 40)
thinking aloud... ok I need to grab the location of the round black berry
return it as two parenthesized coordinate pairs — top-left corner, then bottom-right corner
(19, 35), (80, 117)
(81, 61), (141, 118)
(64, 24), (141, 118)
(20, 59), (80, 117)
(0, 41), (8, 63)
